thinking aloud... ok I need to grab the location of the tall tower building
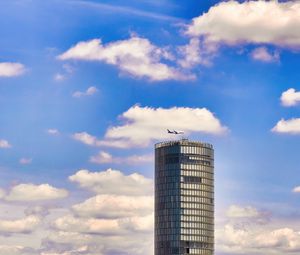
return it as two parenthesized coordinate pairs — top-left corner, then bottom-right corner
(155, 139), (214, 255)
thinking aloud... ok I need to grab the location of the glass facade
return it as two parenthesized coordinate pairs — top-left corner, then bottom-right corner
(155, 139), (214, 255)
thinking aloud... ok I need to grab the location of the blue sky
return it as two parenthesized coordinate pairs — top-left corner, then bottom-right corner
(1, 0), (300, 254)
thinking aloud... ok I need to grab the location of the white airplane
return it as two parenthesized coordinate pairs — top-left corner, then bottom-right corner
(167, 129), (184, 135)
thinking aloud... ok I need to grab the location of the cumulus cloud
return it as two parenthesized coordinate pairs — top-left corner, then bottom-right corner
(42, 168), (154, 255)
(19, 158), (32, 165)
(250, 47), (280, 63)
(226, 205), (270, 224)
(72, 86), (98, 98)
(58, 36), (193, 81)
(89, 151), (112, 164)
(72, 132), (99, 146)
(73, 105), (227, 148)
(256, 228), (300, 251)
(47, 129), (60, 136)
(54, 215), (120, 235)
(53, 213), (153, 235)
(186, 1), (300, 48)
(125, 154), (153, 164)
(0, 245), (36, 255)
(281, 88), (300, 107)
(218, 223), (300, 254)
(41, 246), (90, 255)
(177, 38), (218, 68)
(0, 215), (40, 234)
(0, 139), (12, 148)
(42, 231), (92, 248)
(89, 151), (153, 165)
(217, 204), (300, 254)
(292, 186), (300, 193)
(103, 105), (227, 147)
(0, 62), (25, 77)
(72, 132), (133, 148)
(69, 169), (153, 196)
(72, 195), (153, 219)
(5, 183), (68, 201)
(227, 205), (266, 218)
(42, 231), (153, 255)
(272, 118), (300, 134)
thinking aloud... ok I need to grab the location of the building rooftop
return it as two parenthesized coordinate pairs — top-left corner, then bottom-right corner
(155, 139), (213, 149)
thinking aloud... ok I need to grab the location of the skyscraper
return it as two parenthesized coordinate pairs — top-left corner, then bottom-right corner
(155, 139), (214, 255)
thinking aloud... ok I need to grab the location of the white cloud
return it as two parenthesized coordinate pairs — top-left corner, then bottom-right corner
(0, 62), (25, 77)
(41, 246), (90, 255)
(24, 205), (49, 217)
(54, 73), (65, 82)
(58, 36), (193, 81)
(73, 105), (227, 148)
(292, 186), (300, 193)
(177, 38), (218, 68)
(53, 213), (153, 235)
(227, 205), (263, 218)
(272, 118), (300, 134)
(216, 204), (300, 254)
(103, 105), (227, 147)
(226, 205), (270, 224)
(72, 132), (132, 148)
(0, 215), (40, 234)
(186, 1), (300, 48)
(19, 158), (32, 165)
(5, 183), (68, 201)
(72, 132), (99, 146)
(69, 169), (153, 196)
(43, 168), (155, 255)
(43, 230), (152, 255)
(125, 154), (153, 164)
(281, 88), (300, 107)
(0, 139), (12, 148)
(42, 230), (92, 247)
(89, 151), (153, 165)
(72, 194), (153, 219)
(53, 215), (122, 235)
(72, 86), (98, 98)
(89, 151), (112, 164)
(47, 129), (60, 136)
(0, 245), (36, 255)
(256, 228), (300, 252)
(218, 223), (300, 254)
(118, 213), (154, 232)
(250, 47), (280, 63)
